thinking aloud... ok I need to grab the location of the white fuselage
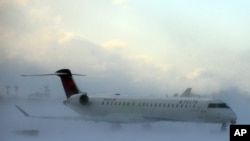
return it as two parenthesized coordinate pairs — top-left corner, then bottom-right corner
(65, 94), (237, 125)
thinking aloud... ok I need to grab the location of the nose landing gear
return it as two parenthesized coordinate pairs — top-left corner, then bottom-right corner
(231, 120), (237, 124)
(221, 120), (237, 131)
(221, 123), (228, 131)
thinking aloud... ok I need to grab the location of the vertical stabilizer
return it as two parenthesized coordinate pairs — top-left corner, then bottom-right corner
(56, 69), (80, 98)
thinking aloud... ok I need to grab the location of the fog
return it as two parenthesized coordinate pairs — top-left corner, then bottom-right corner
(1, 88), (249, 141)
(1, 1), (250, 140)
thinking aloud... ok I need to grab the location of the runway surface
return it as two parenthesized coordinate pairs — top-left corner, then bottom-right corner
(1, 94), (249, 141)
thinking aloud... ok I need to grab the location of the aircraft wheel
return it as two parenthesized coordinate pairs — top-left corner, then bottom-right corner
(221, 123), (228, 131)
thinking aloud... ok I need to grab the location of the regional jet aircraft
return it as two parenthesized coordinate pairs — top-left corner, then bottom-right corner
(17, 69), (237, 130)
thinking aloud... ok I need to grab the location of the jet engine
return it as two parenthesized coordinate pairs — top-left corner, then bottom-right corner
(79, 94), (89, 105)
(66, 93), (89, 106)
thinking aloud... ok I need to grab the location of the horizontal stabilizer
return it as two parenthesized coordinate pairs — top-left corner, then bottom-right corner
(21, 73), (86, 77)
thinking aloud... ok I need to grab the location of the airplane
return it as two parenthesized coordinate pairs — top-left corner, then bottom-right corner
(179, 88), (202, 97)
(17, 69), (237, 130)
(180, 88), (192, 97)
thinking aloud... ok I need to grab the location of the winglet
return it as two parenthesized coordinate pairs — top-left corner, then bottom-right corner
(15, 105), (30, 117)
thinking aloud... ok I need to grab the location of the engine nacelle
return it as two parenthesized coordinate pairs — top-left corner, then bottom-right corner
(79, 94), (89, 105)
(67, 94), (89, 106)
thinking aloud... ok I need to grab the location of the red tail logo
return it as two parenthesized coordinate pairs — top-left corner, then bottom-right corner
(56, 69), (80, 98)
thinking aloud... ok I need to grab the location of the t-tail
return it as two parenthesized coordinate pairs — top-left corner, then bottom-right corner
(21, 69), (86, 99)
(56, 69), (80, 99)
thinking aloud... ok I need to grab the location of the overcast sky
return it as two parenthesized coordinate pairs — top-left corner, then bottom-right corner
(1, 0), (250, 97)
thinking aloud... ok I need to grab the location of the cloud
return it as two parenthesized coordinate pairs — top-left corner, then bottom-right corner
(1, 0), (250, 96)
(0, 0), (30, 6)
(113, 0), (126, 5)
(101, 39), (127, 51)
(128, 54), (153, 63)
(57, 31), (74, 44)
(187, 68), (206, 79)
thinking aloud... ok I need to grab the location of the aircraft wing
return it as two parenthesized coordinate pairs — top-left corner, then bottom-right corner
(15, 105), (83, 120)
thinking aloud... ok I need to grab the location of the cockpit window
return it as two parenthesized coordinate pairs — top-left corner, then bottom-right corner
(208, 103), (229, 108)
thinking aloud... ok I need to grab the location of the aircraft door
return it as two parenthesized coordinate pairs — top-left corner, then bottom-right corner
(197, 103), (207, 120)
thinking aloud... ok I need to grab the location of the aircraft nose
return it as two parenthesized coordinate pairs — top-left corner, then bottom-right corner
(229, 110), (237, 124)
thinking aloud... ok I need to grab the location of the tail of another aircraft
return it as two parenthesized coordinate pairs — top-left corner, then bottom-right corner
(180, 88), (192, 97)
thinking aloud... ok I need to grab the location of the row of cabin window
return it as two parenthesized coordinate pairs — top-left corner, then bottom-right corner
(101, 101), (197, 109)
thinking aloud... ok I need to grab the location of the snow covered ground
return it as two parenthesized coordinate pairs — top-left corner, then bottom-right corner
(1, 93), (249, 141)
